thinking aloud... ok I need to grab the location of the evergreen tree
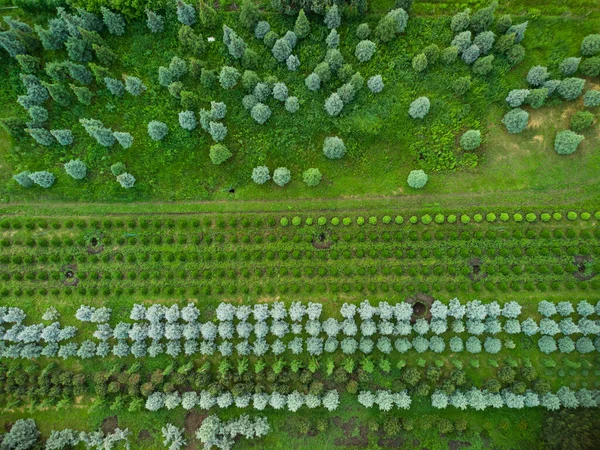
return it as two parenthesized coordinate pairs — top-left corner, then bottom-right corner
(26, 127), (54, 146)
(209, 144), (232, 164)
(294, 9), (310, 38)
(64, 159), (87, 179)
(114, 131), (133, 148)
(198, 2), (217, 28)
(123, 76), (146, 96)
(324, 5), (341, 29)
(104, 77), (125, 96)
(93, 44), (118, 66)
(89, 63), (110, 83)
(177, 0), (197, 26)
(15, 54), (40, 73)
(65, 36), (92, 62)
(13, 171), (34, 187)
(326, 29), (340, 49)
(240, 0), (260, 30)
(28, 105), (48, 125)
(67, 62), (92, 84)
(76, 7), (104, 32)
(303, 168), (322, 186)
(0, 117), (27, 138)
(148, 121), (168, 141)
(71, 84), (93, 105)
(29, 171), (55, 188)
(146, 9), (165, 33)
(179, 25), (205, 56)
(50, 129), (74, 145)
(101, 7), (125, 36)
(117, 172), (136, 188)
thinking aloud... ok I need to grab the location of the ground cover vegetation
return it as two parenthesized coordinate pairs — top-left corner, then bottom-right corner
(0, 0), (599, 201)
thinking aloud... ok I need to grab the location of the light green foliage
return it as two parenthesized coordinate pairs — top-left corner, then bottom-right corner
(355, 40), (376, 62)
(239, 0), (259, 30)
(570, 111), (594, 132)
(580, 57), (600, 77)
(325, 93), (344, 116)
(412, 53), (428, 72)
(408, 96), (430, 119)
(323, 136), (346, 159)
(356, 23), (370, 40)
(64, 159), (87, 180)
(209, 144), (232, 164)
(324, 5), (341, 29)
(273, 167), (291, 186)
(502, 108), (528, 133)
(441, 46), (459, 64)
(460, 130), (482, 150)
(470, 2), (497, 33)
(123, 76), (146, 96)
(407, 169), (428, 188)
(179, 25), (205, 56)
(285, 96), (299, 113)
(294, 10), (310, 38)
(148, 121), (168, 141)
(554, 130), (584, 155)
(452, 76), (471, 95)
(305, 73), (321, 91)
(116, 172), (135, 188)
(451, 9), (470, 33)
(527, 65), (549, 87)
(526, 88), (548, 109)
(251, 103), (272, 124)
(251, 166), (270, 184)
(423, 44), (440, 64)
(472, 55), (494, 75)
(219, 66), (240, 89)
(146, 9), (164, 33)
(367, 75), (384, 93)
(303, 168), (322, 186)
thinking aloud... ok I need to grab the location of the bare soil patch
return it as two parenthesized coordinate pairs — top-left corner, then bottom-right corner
(405, 293), (434, 322)
(184, 411), (206, 450)
(573, 255), (596, 281)
(137, 429), (152, 442)
(332, 416), (369, 447)
(101, 416), (118, 434)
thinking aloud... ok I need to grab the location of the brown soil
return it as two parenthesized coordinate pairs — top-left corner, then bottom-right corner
(137, 429), (152, 442)
(312, 232), (333, 249)
(377, 437), (406, 447)
(184, 411), (207, 450)
(448, 440), (471, 450)
(101, 416), (118, 434)
(573, 255), (596, 281)
(61, 264), (79, 286)
(87, 244), (104, 254)
(468, 257), (487, 281)
(405, 293), (434, 322)
(332, 417), (369, 447)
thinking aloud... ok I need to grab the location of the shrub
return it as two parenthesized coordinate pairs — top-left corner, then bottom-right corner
(452, 76), (471, 96)
(305, 73), (321, 91)
(451, 9), (470, 32)
(527, 88), (548, 109)
(554, 130), (584, 155)
(583, 90), (600, 107)
(557, 78), (585, 100)
(0, 419), (40, 449)
(323, 136), (346, 159)
(255, 21), (270, 39)
(462, 44), (481, 64)
(460, 130), (482, 150)
(116, 173), (135, 188)
(355, 40), (376, 62)
(209, 144), (232, 165)
(357, 23), (370, 39)
(325, 93), (344, 116)
(29, 171), (55, 188)
(303, 168), (322, 186)
(407, 170), (428, 188)
(326, 29), (340, 49)
(251, 103), (272, 124)
(13, 171), (33, 188)
(209, 122), (227, 141)
(272, 82), (288, 101)
(178, 111), (196, 130)
(294, 9), (310, 38)
(502, 108), (529, 133)
(285, 96), (299, 113)
(219, 66), (240, 89)
(412, 53), (428, 72)
(324, 5), (341, 29)
(506, 89), (530, 107)
(367, 75), (384, 93)
(111, 162), (126, 176)
(441, 46), (459, 64)
(272, 38), (292, 62)
(252, 166), (270, 184)
(273, 167), (291, 186)
(408, 97), (430, 119)
(64, 159), (86, 180)
(146, 9), (164, 32)
(472, 55), (494, 75)
(570, 111), (594, 132)
(148, 121), (168, 141)
(50, 129), (74, 146)
(101, 7), (125, 35)
(581, 34), (600, 56)
(527, 65), (549, 86)
(287, 55), (300, 71)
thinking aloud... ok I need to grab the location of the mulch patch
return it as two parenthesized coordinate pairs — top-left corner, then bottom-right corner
(573, 255), (596, 281)
(184, 411), (207, 450)
(448, 440), (471, 450)
(101, 416), (118, 434)
(137, 429), (152, 442)
(332, 417), (369, 447)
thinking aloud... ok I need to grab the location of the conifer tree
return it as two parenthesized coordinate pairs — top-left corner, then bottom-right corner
(26, 128), (54, 146)
(294, 9), (310, 38)
(67, 62), (92, 84)
(101, 7), (125, 36)
(29, 171), (55, 188)
(240, 0), (259, 31)
(92, 44), (118, 66)
(104, 77), (124, 96)
(15, 54), (40, 73)
(113, 132), (133, 148)
(177, 0), (197, 26)
(324, 5), (341, 29)
(13, 171), (33, 188)
(50, 129), (74, 145)
(88, 63), (110, 83)
(64, 159), (87, 179)
(123, 76), (146, 96)
(146, 9), (165, 33)
(42, 82), (71, 106)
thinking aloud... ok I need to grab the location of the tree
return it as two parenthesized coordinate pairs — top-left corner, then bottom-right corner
(460, 130), (481, 150)
(323, 136), (346, 159)
(178, 111), (197, 130)
(324, 5), (341, 29)
(412, 53), (427, 72)
(462, 44), (480, 64)
(64, 159), (86, 179)
(526, 88), (548, 108)
(272, 38), (292, 62)
(176, 0), (196, 26)
(527, 65), (549, 86)
(265, 30), (278, 47)
(104, 77), (124, 96)
(240, 0), (259, 30)
(0, 419), (40, 449)
(28, 105), (48, 125)
(305, 73), (321, 91)
(286, 54), (300, 71)
(355, 40), (376, 62)
(502, 108), (529, 133)
(209, 144), (232, 165)
(112, 131), (132, 149)
(161, 424), (186, 450)
(473, 54), (494, 75)
(148, 121), (168, 141)
(557, 77), (585, 100)
(100, 7), (125, 35)
(303, 168), (322, 186)
(452, 76), (471, 95)
(273, 167), (291, 186)
(570, 111), (594, 133)
(209, 122), (227, 141)
(408, 96), (430, 119)
(542, 409), (600, 450)
(451, 31), (472, 53)
(581, 34), (600, 56)
(407, 170), (428, 188)
(252, 166), (270, 184)
(325, 93), (344, 116)
(272, 82), (288, 101)
(474, 31), (495, 54)
(470, 2), (497, 33)
(251, 103), (272, 124)
(294, 9), (310, 38)
(580, 56), (600, 77)
(583, 90), (600, 107)
(26, 128), (54, 146)
(43, 82), (71, 106)
(29, 171), (55, 188)
(116, 172), (135, 188)
(219, 66), (240, 89)
(13, 171), (33, 188)
(285, 96), (299, 113)
(322, 390), (339, 411)
(146, 9), (164, 33)
(441, 46), (459, 64)
(254, 21), (270, 39)
(554, 130), (584, 155)
(560, 57), (581, 75)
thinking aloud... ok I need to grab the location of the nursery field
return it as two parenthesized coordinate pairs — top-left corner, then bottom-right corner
(0, 0), (600, 449)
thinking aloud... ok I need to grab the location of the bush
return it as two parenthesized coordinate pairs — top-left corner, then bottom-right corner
(209, 144), (232, 165)
(111, 162), (126, 176)
(554, 130), (584, 155)
(64, 159), (87, 180)
(285, 96), (299, 113)
(367, 75), (384, 93)
(303, 168), (322, 186)
(583, 90), (600, 107)
(441, 46), (459, 64)
(559, 57), (581, 75)
(581, 34), (600, 56)
(502, 108), (529, 134)
(272, 38), (292, 62)
(506, 89), (530, 107)
(178, 110), (196, 130)
(570, 111), (594, 132)
(29, 171), (55, 188)
(357, 23), (370, 39)
(323, 136), (346, 159)
(527, 88), (548, 109)
(251, 103), (272, 124)
(472, 55), (494, 76)
(305, 73), (321, 91)
(326, 29), (339, 48)
(408, 97), (430, 119)
(116, 173), (135, 188)
(325, 93), (344, 116)
(0, 419), (40, 449)
(287, 55), (300, 71)
(412, 53), (428, 72)
(252, 166), (270, 184)
(462, 44), (481, 64)
(557, 78), (585, 100)
(407, 170), (428, 188)
(209, 122), (227, 141)
(580, 57), (600, 77)
(273, 167), (291, 186)
(148, 121), (168, 141)
(460, 130), (482, 150)
(527, 65), (549, 86)
(452, 76), (471, 96)
(219, 66), (240, 89)
(355, 40), (376, 62)
(324, 5), (341, 29)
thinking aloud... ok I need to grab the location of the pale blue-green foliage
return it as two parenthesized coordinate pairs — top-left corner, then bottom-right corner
(538, 336), (557, 354)
(408, 96), (430, 118)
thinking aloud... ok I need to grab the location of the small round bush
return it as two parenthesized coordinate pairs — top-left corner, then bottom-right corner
(447, 214), (456, 223)
(570, 111), (594, 133)
(285, 96), (299, 113)
(331, 217), (340, 225)
(460, 130), (482, 150)
(541, 213), (550, 222)
(461, 214), (470, 224)
(407, 170), (428, 189)
(421, 214), (432, 224)
(273, 167), (291, 186)
(116, 172), (135, 188)
(209, 144), (232, 165)
(356, 23), (370, 39)
(251, 166), (270, 184)
(382, 215), (391, 224)
(369, 216), (377, 225)
(324, 93), (344, 116)
(395, 216), (403, 224)
(148, 121), (168, 141)
(526, 213), (536, 222)
(303, 168), (322, 186)
(554, 130), (584, 155)
(557, 78), (585, 100)
(486, 213), (496, 222)
(280, 217), (289, 226)
(318, 217), (326, 225)
(255, 21), (270, 39)
(583, 90), (600, 108)
(292, 216), (301, 226)
(343, 217), (352, 225)
(567, 211), (577, 220)
(502, 108), (529, 134)
(473, 213), (483, 222)
(408, 96), (430, 119)
(500, 213), (509, 221)
(355, 40), (376, 62)
(513, 213), (523, 222)
(553, 212), (562, 220)
(434, 213), (445, 224)
(581, 212), (590, 220)
(357, 216), (365, 225)
(64, 159), (87, 180)
(581, 34), (600, 56)
(251, 103), (272, 124)
(367, 75), (384, 93)
(323, 136), (346, 159)
(527, 65), (549, 87)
